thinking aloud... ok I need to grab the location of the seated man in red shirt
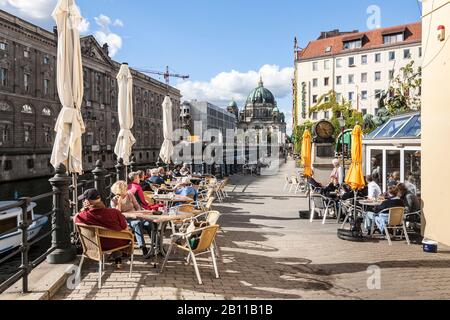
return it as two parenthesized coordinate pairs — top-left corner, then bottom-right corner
(75, 189), (131, 268)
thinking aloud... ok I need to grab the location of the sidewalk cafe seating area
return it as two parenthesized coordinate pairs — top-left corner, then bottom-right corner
(72, 171), (230, 288)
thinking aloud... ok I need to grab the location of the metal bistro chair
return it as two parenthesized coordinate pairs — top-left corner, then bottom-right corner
(310, 194), (337, 224)
(404, 210), (422, 233)
(75, 221), (135, 289)
(340, 198), (364, 229)
(160, 225), (220, 285)
(371, 207), (410, 246)
(284, 175), (293, 191)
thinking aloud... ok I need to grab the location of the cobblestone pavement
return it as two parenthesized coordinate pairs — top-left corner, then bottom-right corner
(53, 161), (450, 300)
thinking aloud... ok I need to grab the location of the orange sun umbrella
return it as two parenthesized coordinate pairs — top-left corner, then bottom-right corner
(301, 129), (313, 178)
(345, 125), (366, 191)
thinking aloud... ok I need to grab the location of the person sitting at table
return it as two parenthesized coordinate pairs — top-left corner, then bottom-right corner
(323, 177), (340, 199)
(172, 164), (182, 177)
(111, 181), (156, 257)
(307, 176), (324, 192)
(175, 177), (198, 201)
(180, 163), (191, 177)
(75, 189), (130, 268)
(404, 175), (418, 196)
(363, 186), (405, 235)
(397, 183), (421, 215)
(383, 181), (398, 200)
(148, 169), (165, 185)
(367, 175), (382, 200)
(137, 170), (151, 192)
(158, 167), (171, 182)
(128, 172), (152, 210)
(387, 171), (400, 186)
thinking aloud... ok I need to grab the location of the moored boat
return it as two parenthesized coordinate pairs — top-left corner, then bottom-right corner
(0, 201), (48, 254)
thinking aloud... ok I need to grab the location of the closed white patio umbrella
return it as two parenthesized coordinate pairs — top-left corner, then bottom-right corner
(114, 63), (136, 171)
(159, 96), (174, 164)
(51, 0), (85, 174)
(51, 0), (85, 212)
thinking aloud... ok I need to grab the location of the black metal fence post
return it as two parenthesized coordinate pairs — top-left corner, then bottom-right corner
(18, 197), (31, 293)
(130, 156), (137, 173)
(47, 164), (77, 264)
(93, 160), (107, 203)
(116, 158), (125, 181)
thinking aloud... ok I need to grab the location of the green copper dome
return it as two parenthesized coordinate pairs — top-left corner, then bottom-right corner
(246, 77), (275, 105)
(228, 100), (238, 108)
(272, 106), (280, 114)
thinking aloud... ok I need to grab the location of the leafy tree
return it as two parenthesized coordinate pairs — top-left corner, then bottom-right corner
(308, 91), (365, 137)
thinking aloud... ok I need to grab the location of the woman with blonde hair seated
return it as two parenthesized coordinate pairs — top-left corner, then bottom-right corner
(111, 180), (152, 257)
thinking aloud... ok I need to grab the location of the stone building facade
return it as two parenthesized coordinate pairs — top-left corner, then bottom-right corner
(0, 9), (181, 182)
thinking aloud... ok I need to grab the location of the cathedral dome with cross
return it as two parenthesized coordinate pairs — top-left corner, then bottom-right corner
(237, 77), (287, 142)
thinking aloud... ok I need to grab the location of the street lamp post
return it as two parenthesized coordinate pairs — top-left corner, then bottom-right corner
(338, 115), (346, 180)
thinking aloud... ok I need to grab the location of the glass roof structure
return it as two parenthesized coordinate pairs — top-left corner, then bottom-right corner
(365, 112), (421, 140)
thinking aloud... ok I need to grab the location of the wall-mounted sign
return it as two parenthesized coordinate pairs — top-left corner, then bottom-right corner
(301, 82), (307, 119)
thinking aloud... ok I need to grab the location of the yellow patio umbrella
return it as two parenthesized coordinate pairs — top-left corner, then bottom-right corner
(301, 130), (313, 178)
(344, 125), (366, 226)
(345, 125), (366, 191)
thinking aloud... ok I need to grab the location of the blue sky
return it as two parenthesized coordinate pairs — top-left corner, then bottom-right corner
(0, 0), (422, 133)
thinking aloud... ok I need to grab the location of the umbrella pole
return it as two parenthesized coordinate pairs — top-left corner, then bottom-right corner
(353, 190), (358, 230)
(72, 173), (78, 214)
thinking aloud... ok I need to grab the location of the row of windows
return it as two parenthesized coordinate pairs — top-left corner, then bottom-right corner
(311, 107), (377, 121)
(312, 89), (386, 105)
(312, 47), (420, 71)
(0, 123), (53, 145)
(0, 67), (52, 94)
(341, 33), (406, 53)
(312, 70), (394, 88)
(0, 41), (51, 63)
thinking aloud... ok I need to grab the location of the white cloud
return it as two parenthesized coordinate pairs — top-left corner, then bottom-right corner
(0, 0), (57, 19)
(177, 64), (294, 135)
(177, 65), (293, 105)
(93, 14), (123, 57)
(113, 19), (124, 28)
(78, 17), (90, 34)
(94, 14), (111, 28)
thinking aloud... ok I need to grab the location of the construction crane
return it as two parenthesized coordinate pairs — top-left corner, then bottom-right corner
(137, 66), (189, 87)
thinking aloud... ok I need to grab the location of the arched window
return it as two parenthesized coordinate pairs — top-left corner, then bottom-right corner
(0, 102), (12, 112)
(22, 104), (33, 114)
(42, 107), (52, 116)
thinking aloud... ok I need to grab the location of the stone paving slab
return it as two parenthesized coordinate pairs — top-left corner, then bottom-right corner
(53, 161), (450, 300)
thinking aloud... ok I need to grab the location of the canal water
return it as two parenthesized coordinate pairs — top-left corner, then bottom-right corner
(0, 177), (54, 285)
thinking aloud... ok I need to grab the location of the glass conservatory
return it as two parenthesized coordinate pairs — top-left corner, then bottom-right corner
(363, 112), (421, 193)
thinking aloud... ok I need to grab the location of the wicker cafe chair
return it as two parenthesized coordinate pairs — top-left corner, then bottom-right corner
(143, 191), (155, 205)
(371, 207), (410, 246)
(160, 225), (220, 285)
(75, 221), (135, 289)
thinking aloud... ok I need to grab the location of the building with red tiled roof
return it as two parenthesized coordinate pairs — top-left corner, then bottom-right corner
(293, 22), (422, 124)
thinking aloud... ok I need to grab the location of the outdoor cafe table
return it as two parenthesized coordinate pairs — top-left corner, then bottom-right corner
(121, 211), (195, 266)
(153, 194), (194, 208)
(359, 199), (384, 212)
